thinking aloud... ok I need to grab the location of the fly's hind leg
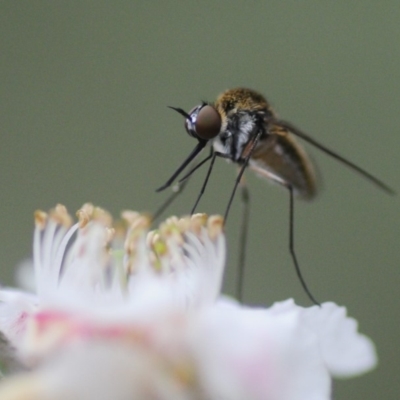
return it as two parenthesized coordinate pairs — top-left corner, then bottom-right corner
(236, 172), (250, 302)
(247, 164), (319, 305)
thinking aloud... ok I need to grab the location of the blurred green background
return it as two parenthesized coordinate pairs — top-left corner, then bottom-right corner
(0, 2), (399, 398)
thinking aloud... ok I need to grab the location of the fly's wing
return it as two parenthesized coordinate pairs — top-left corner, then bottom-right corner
(248, 124), (317, 200)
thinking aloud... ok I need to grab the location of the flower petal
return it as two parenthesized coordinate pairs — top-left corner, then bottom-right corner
(189, 299), (331, 400)
(269, 300), (377, 378)
(301, 302), (377, 377)
(0, 341), (201, 400)
(0, 289), (38, 348)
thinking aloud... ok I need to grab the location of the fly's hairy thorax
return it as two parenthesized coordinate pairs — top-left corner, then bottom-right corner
(212, 88), (274, 162)
(212, 110), (262, 161)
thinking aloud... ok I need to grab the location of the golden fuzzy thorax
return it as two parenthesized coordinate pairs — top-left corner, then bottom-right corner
(214, 88), (275, 118)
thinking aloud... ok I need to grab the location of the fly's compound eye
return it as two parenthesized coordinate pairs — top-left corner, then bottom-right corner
(194, 105), (221, 140)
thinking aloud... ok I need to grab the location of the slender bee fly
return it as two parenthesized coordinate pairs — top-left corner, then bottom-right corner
(156, 88), (394, 304)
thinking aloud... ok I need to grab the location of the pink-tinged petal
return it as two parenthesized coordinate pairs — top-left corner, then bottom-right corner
(0, 341), (201, 400)
(0, 289), (38, 348)
(189, 301), (331, 400)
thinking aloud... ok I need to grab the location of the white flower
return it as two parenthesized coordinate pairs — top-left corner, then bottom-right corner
(0, 204), (377, 400)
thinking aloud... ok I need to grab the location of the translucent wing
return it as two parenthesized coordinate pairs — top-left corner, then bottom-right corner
(248, 123), (317, 200)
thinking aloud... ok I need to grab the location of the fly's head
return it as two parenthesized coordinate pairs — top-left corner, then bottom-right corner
(168, 103), (222, 144)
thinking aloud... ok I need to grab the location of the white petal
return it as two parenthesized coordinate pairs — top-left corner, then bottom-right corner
(189, 300), (330, 400)
(301, 302), (377, 378)
(0, 341), (200, 400)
